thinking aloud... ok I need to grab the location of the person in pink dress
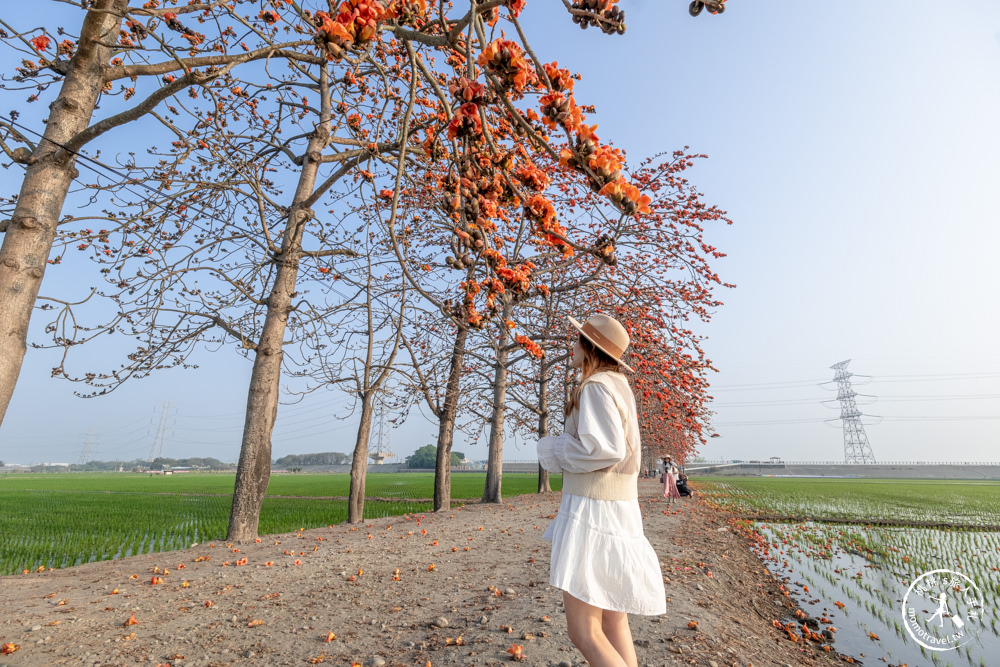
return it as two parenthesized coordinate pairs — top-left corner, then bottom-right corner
(662, 455), (681, 503)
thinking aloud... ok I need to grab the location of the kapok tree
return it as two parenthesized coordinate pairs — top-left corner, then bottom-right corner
(0, 1), (335, 430)
(31, 2), (428, 540)
(494, 147), (732, 475)
(281, 220), (408, 524)
(377, 0), (665, 506)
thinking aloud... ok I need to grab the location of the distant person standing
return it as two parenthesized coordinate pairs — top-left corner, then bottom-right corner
(538, 314), (665, 667)
(662, 456), (681, 503)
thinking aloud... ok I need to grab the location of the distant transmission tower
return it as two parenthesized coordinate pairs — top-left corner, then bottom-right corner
(78, 429), (97, 466)
(148, 402), (175, 463)
(829, 360), (877, 464)
(369, 399), (395, 465)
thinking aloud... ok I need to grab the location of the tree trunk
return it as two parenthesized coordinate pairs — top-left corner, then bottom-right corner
(226, 205), (310, 542)
(433, 326), (468, 512)
(226, 72), (331, 542)
(537, 356), (552, 493)
(0, 0), (125, 427)
(348, 392), (375, 523)
(483, 309), (512, 504)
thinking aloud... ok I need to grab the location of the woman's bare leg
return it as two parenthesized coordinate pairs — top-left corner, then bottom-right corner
(602, 610), (638, 667)
(563, 592), (628, 667)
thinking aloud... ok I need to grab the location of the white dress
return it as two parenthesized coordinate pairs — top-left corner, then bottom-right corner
(537, 383), (666, 616)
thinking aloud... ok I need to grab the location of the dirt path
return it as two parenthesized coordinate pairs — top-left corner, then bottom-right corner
(0, 480), (846, 666)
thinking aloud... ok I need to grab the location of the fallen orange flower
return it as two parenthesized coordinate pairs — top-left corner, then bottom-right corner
(324, 631), (336, 642)
(124, 613), (138, 627)
(508, 643), (525, 661)
(1, 643), (20, 655)
(687, 621), (699, 630)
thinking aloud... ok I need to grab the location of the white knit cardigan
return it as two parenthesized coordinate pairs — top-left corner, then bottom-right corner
(537, 371), (641, 501)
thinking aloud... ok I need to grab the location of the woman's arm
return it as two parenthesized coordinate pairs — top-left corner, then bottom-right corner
(536, 383), (626, 474)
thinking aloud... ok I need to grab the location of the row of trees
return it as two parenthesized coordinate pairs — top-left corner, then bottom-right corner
(275, 452), (352, 467)
(0, 0), (730, 542)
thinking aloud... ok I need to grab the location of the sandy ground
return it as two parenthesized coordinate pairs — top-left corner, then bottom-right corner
(0, 480), (848, 667)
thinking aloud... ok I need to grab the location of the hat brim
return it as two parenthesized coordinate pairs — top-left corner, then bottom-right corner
(569, 316), (635, 373)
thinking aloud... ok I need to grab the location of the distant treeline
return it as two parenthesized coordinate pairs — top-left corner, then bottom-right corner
(274, 452), (351, 467)
(6, 457), (234, 472)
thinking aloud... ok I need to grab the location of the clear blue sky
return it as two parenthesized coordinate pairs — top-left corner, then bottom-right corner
(2, 1), (999, 466)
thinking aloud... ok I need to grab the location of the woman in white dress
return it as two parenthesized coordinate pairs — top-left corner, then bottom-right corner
(537, 314), (666, 667)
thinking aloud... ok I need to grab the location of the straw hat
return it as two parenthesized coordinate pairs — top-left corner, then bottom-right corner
(569, 314), (634, 373)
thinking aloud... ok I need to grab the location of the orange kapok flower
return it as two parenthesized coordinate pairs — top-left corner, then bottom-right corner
(123, 613), (138, 627)
(325, 631), (336, 642)
(1, 643), (20, 655)
(507, 643), (525, 661)
(30, 35), (51, 52)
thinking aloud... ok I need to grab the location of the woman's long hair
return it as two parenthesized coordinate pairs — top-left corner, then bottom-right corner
(565, 334), (622, 415)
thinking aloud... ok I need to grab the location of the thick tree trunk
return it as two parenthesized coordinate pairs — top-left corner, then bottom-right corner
(226, 206), (309, 542)
(348, 392), (375, 523)
(537, 357), (552, 493)
(227, 73), (331, 541)
(433, 326), (468, 512)
(483, 312), (512, 504)
(0, 0), (125, 427)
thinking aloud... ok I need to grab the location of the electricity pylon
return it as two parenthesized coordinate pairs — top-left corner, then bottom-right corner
(369, 399), (395, 465)
(829, 360), (877, 464)
(148, 402), (175, 464)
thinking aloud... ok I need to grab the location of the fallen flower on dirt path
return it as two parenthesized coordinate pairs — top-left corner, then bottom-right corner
(508, 643), (525, 661)
(1, 643), (19, 655)
(123, 613), (138, 627)
(687, 620), (699, 630)
(324, 631), (336, 642)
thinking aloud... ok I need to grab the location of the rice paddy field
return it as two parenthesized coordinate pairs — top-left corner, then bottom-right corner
(696, 477), (1000, 666)
(0, 472), (559, 577)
